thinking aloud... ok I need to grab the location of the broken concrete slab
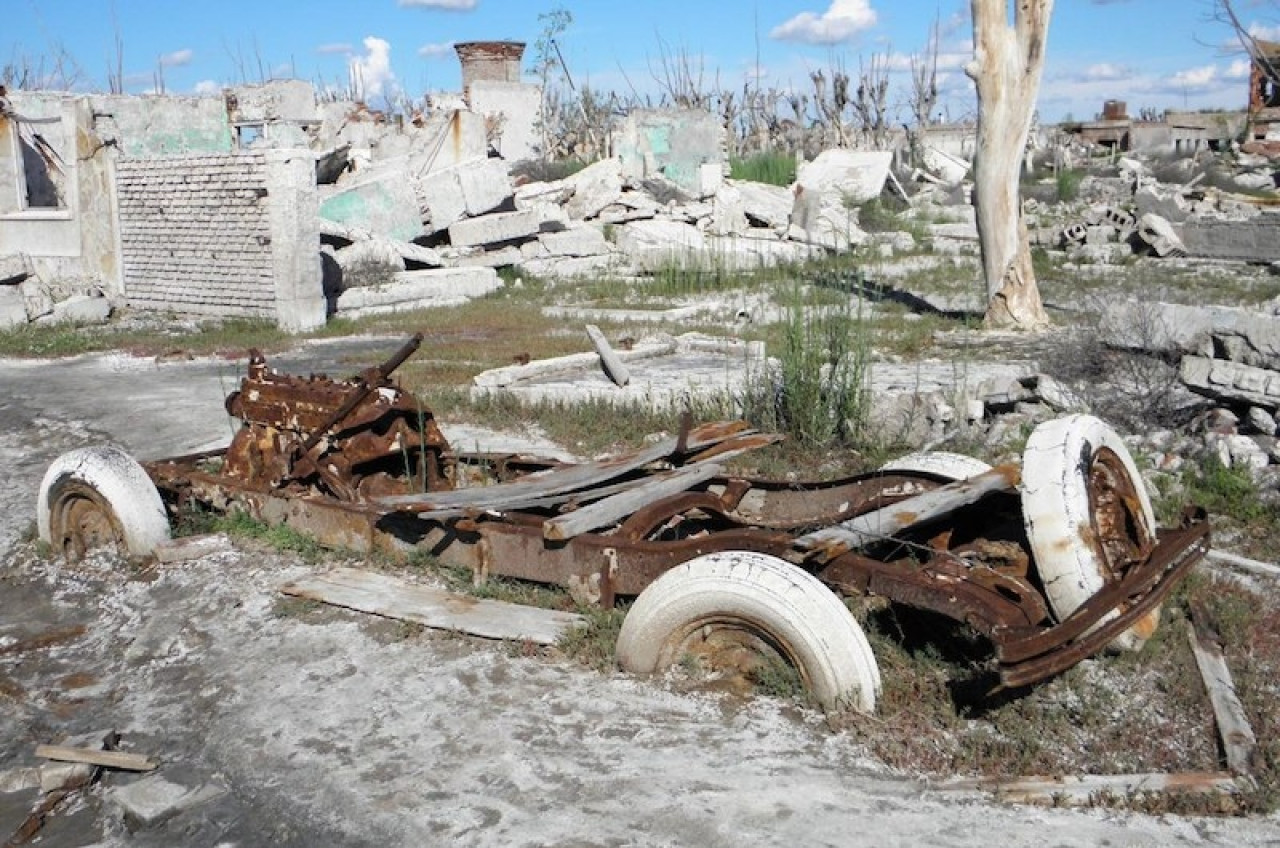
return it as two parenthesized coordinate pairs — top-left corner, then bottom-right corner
(448, 244), (524, 268)
(615, 220), (823, 271)
(795, 149), (892, 206)
(448, 208), (544, 248)
(319, 173), (423, 244)
(416, 157), (513, 234)
(1135, 187), (1190, 223)
(335, 267), (501, 318)
(1181, 355), (1280, 409)
(0, 286), (26, 329)
(920, 146), (969, 186)
(108, 775), (228, 830)
(468, 80), (542, 162)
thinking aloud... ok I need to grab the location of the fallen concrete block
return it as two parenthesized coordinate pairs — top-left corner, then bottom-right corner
(795, 149), (892, 206)
(538, 225), (610, 257)
(417, 157), (513, 234)
(108, 776), (228, 830)
(563, 158), (624, 220)
(0, 286), (26, 329)
(43, 295), (111, 326)
(0, 253), (31, 285)
(448, 209), (543, 248)
(709, 183), (748, 236)
(1135, 187), (1190, 223)
(449, 245), (524, 268)
(517, 254), (618, 278)
(1181, 355), (1280, 409)
(920, 146), (969, 186)
(333, 238), (406, 288)
(336, 267), (501, 318)
(1136, 213), (1187, 258)
(320, 173), (423, 243)
(733, 179), (792, 229)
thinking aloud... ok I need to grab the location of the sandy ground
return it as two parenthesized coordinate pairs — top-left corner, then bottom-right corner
(2, 341), (1278, 846)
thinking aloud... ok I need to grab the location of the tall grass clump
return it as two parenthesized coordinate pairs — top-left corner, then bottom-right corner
(1055, 168), (1084, 202)
(729, 152), (796, 187)
(744, 288), (870, 447)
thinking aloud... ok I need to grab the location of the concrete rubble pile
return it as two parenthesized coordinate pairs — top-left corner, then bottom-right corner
(317, 121), (895, 316)
(1034, 154), (1280, 267)
(1104, 299), (1280, 473)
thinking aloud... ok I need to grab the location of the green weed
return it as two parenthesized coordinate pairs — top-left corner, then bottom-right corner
(729, 151), (796, 186)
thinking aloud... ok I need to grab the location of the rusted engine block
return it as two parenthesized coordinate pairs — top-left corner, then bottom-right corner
(222, 333), (453, 501)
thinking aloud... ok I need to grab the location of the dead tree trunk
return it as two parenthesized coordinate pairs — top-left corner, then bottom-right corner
(967, 0), (1052, 331)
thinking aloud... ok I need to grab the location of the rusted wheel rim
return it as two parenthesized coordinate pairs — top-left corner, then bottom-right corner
(1087, 447), (1159, 637)
(661, 617), (802, 695)
(50, 482), (126, 561)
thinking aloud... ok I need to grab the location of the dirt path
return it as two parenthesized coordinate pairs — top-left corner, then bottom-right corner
(2, 345), (1277, 846)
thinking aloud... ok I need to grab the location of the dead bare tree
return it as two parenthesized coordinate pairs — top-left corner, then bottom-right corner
(906, 16), (941, 163)
(651, 39), (715, 110)
(967, 0), (1052, 331)
(810, 68), (852, 148)
(851, 52), (891, 149)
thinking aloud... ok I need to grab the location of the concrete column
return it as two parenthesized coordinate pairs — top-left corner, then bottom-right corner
(264, 148), (325, 332)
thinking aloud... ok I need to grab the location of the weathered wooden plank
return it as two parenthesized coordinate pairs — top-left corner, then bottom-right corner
(34, 745), (157, 772)
(586, 323), (630, 387)
(1206, 548), (1280, 579)
(375, 422), (753, 515)
(281, 568), (585, 645)
(936, 771), (1239, 805)
(795, 466), (1019, 553)
(543, 463), (724, 541)
(1187, 616), (1258, 776)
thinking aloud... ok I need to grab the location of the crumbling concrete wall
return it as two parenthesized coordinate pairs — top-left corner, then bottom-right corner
(1179, 213), (1280, 263)
(91, 94), (232, 157)
(116, 151), (322, 330)
(469, 81), (541, 162)
(617, 109), (727, 198)
(0, 94), (121, 295)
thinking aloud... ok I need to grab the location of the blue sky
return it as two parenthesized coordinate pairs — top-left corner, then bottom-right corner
(8, 1), (1278, 121)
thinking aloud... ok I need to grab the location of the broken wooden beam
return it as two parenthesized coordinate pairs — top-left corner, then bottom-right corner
(1187, 612), (1258, 776)
(935, 771), (1240, 805)
(34, 745), (157, 773)
(543, 462), (724, 541)
(1205, 548), (1280, 579)
(281, 567), (585, 645)
(585, 324), (630, 387)
(795, 465), (1019, 555)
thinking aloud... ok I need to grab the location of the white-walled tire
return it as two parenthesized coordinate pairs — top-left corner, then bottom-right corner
(880, 451), (992, 482)
(37, 446), (170, 560)
(1020, 415), (1159, 652)
(616, 551), (880, 712)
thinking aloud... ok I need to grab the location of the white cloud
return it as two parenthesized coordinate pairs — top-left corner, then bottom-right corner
(349, 36), (397, 100)
(159, 48), (193, 67)
(193, 79), (220, 96)
(1169, 64), (1219, 91)
(417, 41), (455, 59)
(398, 0), (477, 9)
(316, 43), (354, 55)
(770, 0), (878, 46)
(1081, 62), (1130, 82)
(1249, 22), (1280, 41)
(1226, 58), (1253, 80)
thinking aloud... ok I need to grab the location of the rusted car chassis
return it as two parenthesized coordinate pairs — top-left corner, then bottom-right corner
(110, 334), (1211, 693)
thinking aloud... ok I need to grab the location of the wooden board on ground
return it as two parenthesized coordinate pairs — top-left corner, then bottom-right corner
(1187, 613), (1258, 775)
(281, 568), (585, 645)
(936, 771), (1240, 805)
(34, 745), (157, 772)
